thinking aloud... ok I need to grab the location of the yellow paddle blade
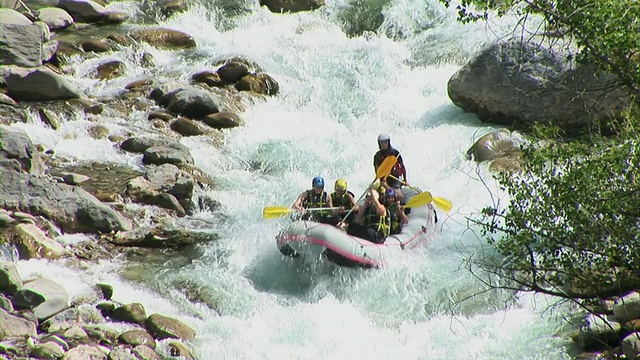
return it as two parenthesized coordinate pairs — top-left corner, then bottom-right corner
(433, 197), (453, 212)
(376, 155), (397, 179)
(262, 206), (293, 219)
(404, 191), (433, 208)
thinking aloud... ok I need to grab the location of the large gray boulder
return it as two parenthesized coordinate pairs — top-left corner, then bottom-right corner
(0, 168), (132, 234)
(37, 7), (74, 30)
(58, 0), (106, 22)
(0, 124), (45, 174)
(5, 66), (81, 101)
(0, 22), (58, 67)
(159, 88), (221, 119)
(13, 278), (69, 320)
(0, 308), (37, 338)
(448, 39), (633, 135)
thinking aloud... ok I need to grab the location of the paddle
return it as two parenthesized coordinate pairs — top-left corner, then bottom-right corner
(339, 155), (398, 223)
(263, 206), (340, 219)
(402, 191), (433, 209)
(387, 174), (453, 212)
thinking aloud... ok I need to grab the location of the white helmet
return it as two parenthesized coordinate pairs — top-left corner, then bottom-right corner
(377, 134), (390, 142)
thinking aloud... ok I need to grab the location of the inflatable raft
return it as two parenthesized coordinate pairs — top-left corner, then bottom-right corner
(275, 188), (437, 267)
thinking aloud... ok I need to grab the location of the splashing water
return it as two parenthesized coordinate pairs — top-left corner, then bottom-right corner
(8, 0), (577, 358)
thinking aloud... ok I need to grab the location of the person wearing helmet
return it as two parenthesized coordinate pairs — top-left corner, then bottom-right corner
(327, 178), (358, 227)
(373, 134), (408, 199)
(347, 187), (389, 243)
(382, 188), (409, 235)
(292, 176), (333, 223)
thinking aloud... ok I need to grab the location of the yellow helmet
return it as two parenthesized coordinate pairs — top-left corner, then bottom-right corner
(335, 178), (347, 191)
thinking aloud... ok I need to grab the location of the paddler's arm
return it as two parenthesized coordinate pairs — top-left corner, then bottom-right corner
(292, 191), (307, 211)
(397, 203), (409, 224)
(370, 189), (386, 216)
(347, 192), (358, 212)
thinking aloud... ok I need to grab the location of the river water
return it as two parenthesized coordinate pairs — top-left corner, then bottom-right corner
(10, 0), (576, 358)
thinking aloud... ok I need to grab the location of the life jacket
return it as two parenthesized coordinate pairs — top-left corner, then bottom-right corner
(330, 190), (355, 210)
(386, 203), (403, 235)
(303, 190), (329, 217)
(374, 148), (406, 180)
(364, 204), (390, 238)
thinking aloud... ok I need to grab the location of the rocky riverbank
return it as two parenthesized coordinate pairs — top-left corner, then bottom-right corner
(1, 0), (639, 359)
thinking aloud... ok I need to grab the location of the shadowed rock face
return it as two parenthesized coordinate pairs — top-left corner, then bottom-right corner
(448, 39), (633, 136)
(0, 169), (131, 234)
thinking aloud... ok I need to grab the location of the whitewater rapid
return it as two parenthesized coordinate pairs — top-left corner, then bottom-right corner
(8, 0), (577, 358)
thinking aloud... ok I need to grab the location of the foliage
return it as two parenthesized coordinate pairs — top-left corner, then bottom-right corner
(438, 0), (640, 95)
(471, 114), (640, 299)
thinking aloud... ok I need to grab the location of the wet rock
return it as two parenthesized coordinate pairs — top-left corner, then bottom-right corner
(102, 11), (129, 24)
(5, 66), (81, 101)
(159, 87), (221, 119)
(3, 222), (67, 259)
(13, 278), (69, 320)
(170, 117), (205, 136)
(30, 341), (65, 359)
(80, 39), (113, 53)
(0, 93), (19, 106)
(88, 124), (110, 139)
(260, 0), (324, 13)
(201, 111), (244, 129)
(95, 283), (113, 300)
(39, 334), (70, 351)
(143, 145), (194, 166)
(84, 324), (120, 345)
(58, 0), (107, 22)
(466, 129), (523, 162)
(130, 27), (196, 49)
(62, 325), (90, 344)
(125, 78), (153, 90)
(96, 60), (126, 80)
(96, 301), (117, 317)
(0, 124), (45, 174)
(168, 340), (193, 359)
(119, 329), (156, 348)
(133, 344), (161, 360)
(622, 332), (640, 360)
(61, 172), (91, 185)
(38, 108), (60, 130)
(236, 73), (279, 95)
(120, 136), (188, 154)
(40, 305), (105, 332)
(0, 294), (13, 311)
(145, 193), (186, 216)
(0, 168), (132, 234)
(216, 61), (249, 83)
(111, 302), (147, 325)
(37, 7), (74, 30)
(144, 313), (195, 341)
(110, 225), (218, 248)
(85, 103), (104, 115)
(0, 261), (22, 295)
(0, 308), (37, 338)
(140, 52), (156, 68)
(64, 344), (108, 359)
(158, 0), (189, 17)
(147, 111), (172, 122)
(192, 70), (226, 87)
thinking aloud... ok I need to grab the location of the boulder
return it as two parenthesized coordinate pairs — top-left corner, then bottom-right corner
(0, 261), (22, 295)
(448, 39), (633, 135)
(144, 313), (195, 341)
(0, 167), (132, 234)
(5, 66), (81, 101)
(201, 112), (244, 129)
(130, 27), (196, 49)
(58, 0), (107, 22)
(0, 124), (46, 174)
(259, 0), (324, 13)
(0, 308), (37, 338)
(37, 7), (74, 30)
(12, 278), (68, 319)
(0, 23), (57, 67)
(4, 222), (67, 259)
(159, 88), (221, 119)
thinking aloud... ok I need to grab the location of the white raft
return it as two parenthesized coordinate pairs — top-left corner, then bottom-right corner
(275, 188), (437, 267)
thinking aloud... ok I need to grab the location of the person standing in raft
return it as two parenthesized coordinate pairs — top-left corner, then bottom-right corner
(373, 134), (408, 201)
(292, 176), (333, 224)
(327, 178), (358, 227)
(347, 188), (388, 244)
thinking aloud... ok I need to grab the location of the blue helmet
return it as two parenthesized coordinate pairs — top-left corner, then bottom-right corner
(385, 188), (396, 198)
(312, 176), (324, 188)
